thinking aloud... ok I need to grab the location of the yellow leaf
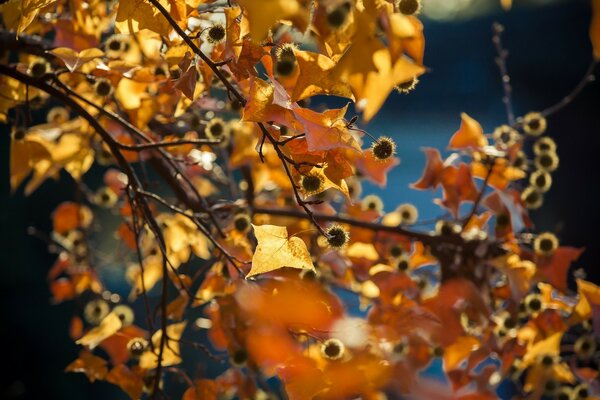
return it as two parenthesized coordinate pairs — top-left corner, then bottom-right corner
(0, 0), (57, 35)
(353, 51), (425, 122)
(115, 0), (175, 37)
(299, 165), (350, 200)
(501, 0), (512, 10)
(291, 50), (354, 102)
(10, 135), (52, 192)
(50, 47), (105, 72)
(248, 224), (314, 278)
(238, 0), (305, 43)
(591, 0), (600, 60)
(76, 312), (123, 349)
(139, 321), (187, 369)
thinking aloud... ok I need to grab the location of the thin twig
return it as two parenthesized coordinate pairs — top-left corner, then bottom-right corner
(492, 22), (515, 125)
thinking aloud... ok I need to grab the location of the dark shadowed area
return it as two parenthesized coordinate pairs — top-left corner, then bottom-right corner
(1, 0), (599, 398)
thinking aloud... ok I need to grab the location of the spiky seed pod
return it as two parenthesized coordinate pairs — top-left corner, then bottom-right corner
(574, 335), (597, 360)
(397, 203), (418, 225)
(524, 293), (544, 313)
(29, 60), (49, 78)
(512, 150), (528, 171)
(47, 107), (70, 124)
(230, 348), (248, 367)
(573, 384), (590, 399)
(326, 1), (352, 29)
(84, 299), (110, 325)
(521, 186), (543, 210)
(362, 194), (384, 213)
(533, 232), (559, 256)
(11, 127), (26, 141)
(535, 151), (559, 172)
(321, 338), (345, 360)
(533, 137), (556, 155)
(397, 254), (410, 272)
(206, 24), (226, 44)
(127, 337), (148, 357)
(529, 169), (552, 193)
(113, 304), (135, 326)
(435, 220), (459, 236)
(522, 112), (547, 136)
(233, 214), (251, 233)
(539, 353), (557, 368)
(389, 245), (403, 258)
(372, 137), (396, 161)
(300, 173), (324, 195)
(555, 387), (573, 400)
(397, 0), (422, 15)
(94, 187), (118, 208)
(394, 77), (419, 94)
(493, 125), (520, 148)
(275, 43), (298, 77)
(94, 78), (113, 97)
(205, 118), (230, 143)
(325, 225), (349, 249)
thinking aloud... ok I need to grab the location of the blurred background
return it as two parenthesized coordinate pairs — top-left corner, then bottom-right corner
(1, 0), (599, 398)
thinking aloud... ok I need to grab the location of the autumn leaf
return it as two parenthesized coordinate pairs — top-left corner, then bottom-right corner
(294, 105), (360, 152)
(238, 0), (307, 43)
(115, 0), (176, 37)
(355, 148), (400, 187)
(139, 321), (187, 369)
(183, 379), (218, 400)
(65, 350), (108, 382)
(592, 0), (600, 59)
(76, 312), (123, 349)
(248, 224), (314, 278)
(106, 365), (144, 400)
(443, 336), (480, 372)
(536, 247), (584, 293)
(448, 113), (488, 150)
(411, 148), (445, 190)
(50, 47), (105, 72)
(290, 50), (354, 102)
(0, 0), (57, 35)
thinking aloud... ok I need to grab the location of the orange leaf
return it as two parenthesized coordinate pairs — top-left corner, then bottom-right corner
(411, 148), (444, 190)
(448, 113), (487, 150)
(443, 336), (480, 372)
(65, 350), (108, 383)
(536, 247), (584, 293)
(183, 379), (218, 400)
(591, 0), (600, 59)
(106, 365), (144, 400)
(355, 148), (400, 187)
(293, 105), (360, 152)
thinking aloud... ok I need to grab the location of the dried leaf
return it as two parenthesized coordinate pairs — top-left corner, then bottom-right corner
(76, 312), (123, 349)
(139, 321), (187, 369)
(106, 365), (144, 400)
(65, 350), (108, 382)
(592, 0), (600, 59)
(448, 113), (487, 150)
(50, 47), (105, 72)
(248, 224), (314, 278)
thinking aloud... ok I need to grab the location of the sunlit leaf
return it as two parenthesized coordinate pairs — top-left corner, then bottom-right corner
(248, 224), (314, 278)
